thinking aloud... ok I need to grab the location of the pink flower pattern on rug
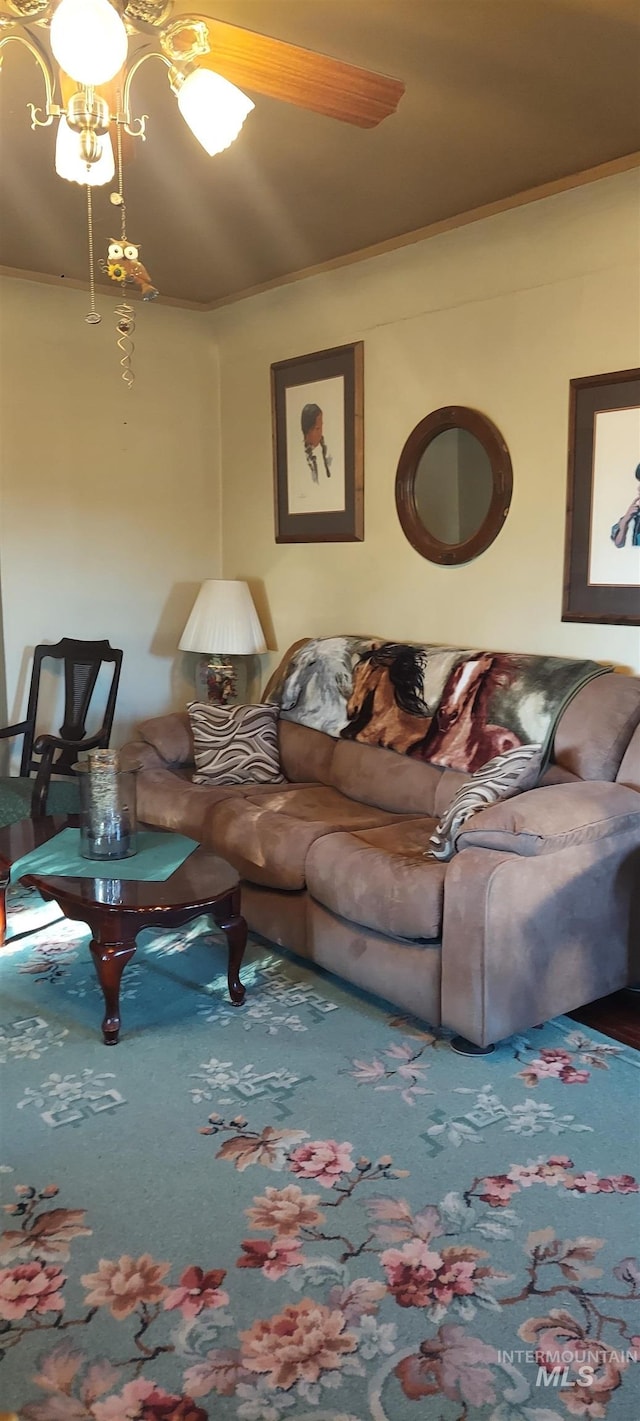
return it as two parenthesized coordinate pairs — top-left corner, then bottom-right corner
(239, 1297), (358, 1388)
(2, 1143), (637, 1421)
(0, 1261), (66, 1319)
(1, 896), (637, 1420)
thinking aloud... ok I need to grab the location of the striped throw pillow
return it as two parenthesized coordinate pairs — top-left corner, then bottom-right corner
(426, 743), (543, 861)
(188, 702), (284, 786)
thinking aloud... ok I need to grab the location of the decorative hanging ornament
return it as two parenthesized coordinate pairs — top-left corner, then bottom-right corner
(103, 239), (159, 300)
(96, 122), (158, 384)
(114, 300), (136, 388)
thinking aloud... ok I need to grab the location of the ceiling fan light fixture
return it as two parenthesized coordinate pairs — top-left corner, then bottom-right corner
(55, 115), (115, 186)
(50, 0), (128, 87)
(175, 67), (254, 156)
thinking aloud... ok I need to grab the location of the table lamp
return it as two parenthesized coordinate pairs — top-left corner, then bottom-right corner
(179, 579), (267, 704)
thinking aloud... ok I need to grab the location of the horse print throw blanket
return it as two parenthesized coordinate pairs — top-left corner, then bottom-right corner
(267, 635), (607, 774)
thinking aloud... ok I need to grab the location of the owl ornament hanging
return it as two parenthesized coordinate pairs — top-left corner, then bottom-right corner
(104, 239), (158, 301)
(100, 237), (159, 388)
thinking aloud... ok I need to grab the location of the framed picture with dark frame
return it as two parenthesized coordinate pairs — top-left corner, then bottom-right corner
(562, 367), (640, 625)
(271, 342), (364, 543)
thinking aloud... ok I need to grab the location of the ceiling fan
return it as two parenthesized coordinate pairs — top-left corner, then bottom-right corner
(0, 0), (405, 180)
(0, 1), (404, 369)
(141, 0), (406, 129)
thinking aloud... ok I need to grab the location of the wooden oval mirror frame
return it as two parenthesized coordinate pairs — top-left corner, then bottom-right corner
(395, 405), (513, 566)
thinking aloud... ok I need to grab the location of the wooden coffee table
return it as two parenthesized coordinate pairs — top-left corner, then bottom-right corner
(0, 816), (247, 1045)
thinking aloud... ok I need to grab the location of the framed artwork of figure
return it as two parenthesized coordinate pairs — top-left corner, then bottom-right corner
(271, 342), (364, 542)
(562, 367), (640, 625)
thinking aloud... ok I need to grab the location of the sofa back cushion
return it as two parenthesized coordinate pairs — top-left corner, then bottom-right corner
(279, 720), (469, 819)
(551, 672), (640, 781)
(266, 635), (609, 775)
(329, 737), (447, 816)
(278, 720), (335, 785)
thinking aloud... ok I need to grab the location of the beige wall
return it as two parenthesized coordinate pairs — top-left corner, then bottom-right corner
(214, 170), (640, 681)
(0, 171), (638, 767)
(0, 277), (221, 756)
(0, 573), (6, 773)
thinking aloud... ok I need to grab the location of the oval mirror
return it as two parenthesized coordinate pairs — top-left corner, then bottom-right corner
(395, 405), (513, 565)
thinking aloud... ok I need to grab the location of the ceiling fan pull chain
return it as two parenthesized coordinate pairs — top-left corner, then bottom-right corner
(84, 184), (101, 325)
(116, 105), (126, 235)
(111, 98), (134, 386)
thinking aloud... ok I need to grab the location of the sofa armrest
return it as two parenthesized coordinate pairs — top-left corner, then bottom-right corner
(441, 834), (640, 1048)
(135, 712), (194, 769)
(455, 781), (640, 857)
(119, 739), (172, 774)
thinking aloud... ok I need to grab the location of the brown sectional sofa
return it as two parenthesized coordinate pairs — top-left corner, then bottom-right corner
(121, 644), (640, 1049)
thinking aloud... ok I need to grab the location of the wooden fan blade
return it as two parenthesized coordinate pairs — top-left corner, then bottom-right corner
(166, 10), (405, 127)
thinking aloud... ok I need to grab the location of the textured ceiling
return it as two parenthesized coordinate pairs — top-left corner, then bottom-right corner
(1, 0), (639, 307)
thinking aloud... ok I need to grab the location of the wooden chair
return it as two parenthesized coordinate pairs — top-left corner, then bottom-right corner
(0, 638), (123, 821)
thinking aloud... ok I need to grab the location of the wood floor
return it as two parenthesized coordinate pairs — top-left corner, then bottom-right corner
(570, 989), (640, 1049)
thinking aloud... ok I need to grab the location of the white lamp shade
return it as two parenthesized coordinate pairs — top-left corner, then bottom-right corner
(55, 117), (115, 186)
(176, 68), (254, 156)
(179, 580), (267, 655)
(50, 0), (128, 87)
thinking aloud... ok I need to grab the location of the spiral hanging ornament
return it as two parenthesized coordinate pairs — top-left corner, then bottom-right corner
(114, 301), (136, 388)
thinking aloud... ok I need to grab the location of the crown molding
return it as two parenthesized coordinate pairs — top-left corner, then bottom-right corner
(2, 151), (638, 312)
(0, 265), (203, 311)
(202, 151), (640, 311)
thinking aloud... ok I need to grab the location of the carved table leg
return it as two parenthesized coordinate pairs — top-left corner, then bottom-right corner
(212, 887), (247, 1006)
(89, 933), (137, 1045)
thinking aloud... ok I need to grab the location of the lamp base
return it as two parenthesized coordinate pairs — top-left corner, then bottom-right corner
(198, 655), (237, 705)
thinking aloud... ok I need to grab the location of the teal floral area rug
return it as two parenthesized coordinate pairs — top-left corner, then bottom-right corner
(1, 884), (639, 1421)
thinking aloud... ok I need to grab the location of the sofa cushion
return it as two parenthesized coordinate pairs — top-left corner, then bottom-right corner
(138, 711), (194, 767)
(307, 900), (443, 1026)
(427, 744), (544, 861)
(552, 672), (640, 781)
(616, 722), (640, 792)
(455, 781), (640, 856)
(329, 737), (446, 816)
(207, 786), (417, 890)
(189, 702), (284, 786)
(278, 719), (336, 785)
(134, 766), (287, 842)
(306, 820), (446, 940)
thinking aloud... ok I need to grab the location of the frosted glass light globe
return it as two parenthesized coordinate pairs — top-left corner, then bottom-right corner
(55, 118), (115, 186)
(50, 0), (128, 87)
(177, 69), (254, 156)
